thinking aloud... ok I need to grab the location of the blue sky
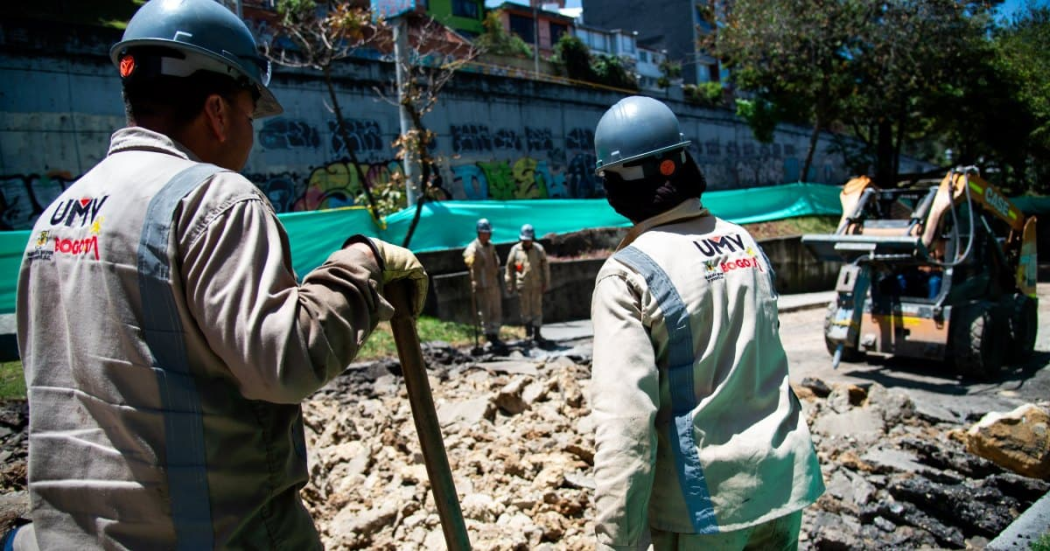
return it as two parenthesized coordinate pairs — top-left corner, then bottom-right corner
(997, 0), (1049, 21)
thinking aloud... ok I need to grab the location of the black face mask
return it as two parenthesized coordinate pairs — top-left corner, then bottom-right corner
(601, 152), (707, 223)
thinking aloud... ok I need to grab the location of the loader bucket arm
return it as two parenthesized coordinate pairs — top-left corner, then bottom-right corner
(837, 176), (877, 234)
(963, 173), (1026, 232)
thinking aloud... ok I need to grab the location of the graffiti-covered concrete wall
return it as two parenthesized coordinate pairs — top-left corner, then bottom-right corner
(0, 19), (930, 230)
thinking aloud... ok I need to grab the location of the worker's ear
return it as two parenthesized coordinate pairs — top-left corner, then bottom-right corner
(201, 94), (230, 143)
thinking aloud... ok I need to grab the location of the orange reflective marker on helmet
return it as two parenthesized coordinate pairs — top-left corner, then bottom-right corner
(660, 159), (676, 176)
(119, 55), (136, 78)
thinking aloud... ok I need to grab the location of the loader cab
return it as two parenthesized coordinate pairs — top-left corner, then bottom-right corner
(802, 170), (1039, 380)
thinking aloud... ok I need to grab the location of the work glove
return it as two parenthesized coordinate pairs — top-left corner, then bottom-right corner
(344, 235), (428, 317)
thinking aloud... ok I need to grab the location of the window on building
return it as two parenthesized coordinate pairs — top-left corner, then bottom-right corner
(580, 29), (609, 53)
(639, 50), (649, 63)
(550, 22), (568, 45)
(509, 14), (535, 43)
(623, 38), (636, 54)
(452, 0), (479, 19)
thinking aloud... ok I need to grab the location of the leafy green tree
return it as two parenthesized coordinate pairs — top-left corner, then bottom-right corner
(710, 0), (862, 182)
(552, 34), (637, 90)
(592, 54), (639, 90)
(475, 10), (533, 59)
(845, 0), (995, 187)
(683, 82), (726, 108)
(711, 0), (995, 187)
(988, 5), (1050, 193)
(552, 34), (597, 82)
(657, 57), (682, 94)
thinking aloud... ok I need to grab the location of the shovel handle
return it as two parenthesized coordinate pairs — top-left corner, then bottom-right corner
(386, 280), (471, 551)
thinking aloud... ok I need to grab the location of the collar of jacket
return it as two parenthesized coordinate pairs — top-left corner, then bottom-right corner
(108, 126), (202, 162)
(615, 198), (710, 251)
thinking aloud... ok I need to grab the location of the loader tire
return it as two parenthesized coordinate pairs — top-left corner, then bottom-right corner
(1004, 294), (1037, 364)
(950, 302), (1004, 380)
(824, 302), (863, 363)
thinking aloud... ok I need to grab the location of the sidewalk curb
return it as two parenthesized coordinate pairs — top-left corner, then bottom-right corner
(988, 490), (1050, 550)
(778, 302), (830, 315)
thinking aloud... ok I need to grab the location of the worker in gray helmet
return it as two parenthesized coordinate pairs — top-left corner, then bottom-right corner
(505, 224), (550, 343)
(588, 96), (824, 550)
(463, 218), (504, 347)
(5, 0), (428, 549)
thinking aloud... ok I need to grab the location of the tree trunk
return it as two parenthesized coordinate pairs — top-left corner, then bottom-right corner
(802, 113), (822, 183)
(324, 67), (381, 221)
(401, 101), (431, 249)
(892, 116), (906, 187)
(874, 119), (895, 188)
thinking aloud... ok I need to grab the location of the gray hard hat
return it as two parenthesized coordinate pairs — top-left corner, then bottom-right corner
(476, 218), (492, 233)
(594, 96), (690, 176)
(519, 224), (535, 240)
(111, 0), (283, 119)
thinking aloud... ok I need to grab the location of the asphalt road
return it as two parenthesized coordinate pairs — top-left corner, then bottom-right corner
(779, 283), (1050, 419)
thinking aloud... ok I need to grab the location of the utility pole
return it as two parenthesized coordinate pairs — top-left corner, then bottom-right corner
(392, 16), (421, 206)
(532, 3), (540, 76)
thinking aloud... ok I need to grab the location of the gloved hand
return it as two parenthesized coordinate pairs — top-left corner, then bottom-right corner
(345, 235), (428, 316)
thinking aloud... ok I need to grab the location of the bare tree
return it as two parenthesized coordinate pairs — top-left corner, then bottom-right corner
(265, 0), (384, 219)
(373, 14), (479, 247)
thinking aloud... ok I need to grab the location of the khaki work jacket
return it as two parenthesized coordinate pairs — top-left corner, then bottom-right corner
(16, 127), (393, 550)
(505, 242), (550, 291)
(463, 238), (501, 290)
(589, 198), (824, 549)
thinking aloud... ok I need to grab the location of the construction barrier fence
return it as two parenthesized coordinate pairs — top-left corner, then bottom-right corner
(3, 182), (1042, 315)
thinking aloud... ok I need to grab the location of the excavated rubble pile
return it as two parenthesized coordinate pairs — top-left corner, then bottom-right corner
(0, 342), (1046, 550)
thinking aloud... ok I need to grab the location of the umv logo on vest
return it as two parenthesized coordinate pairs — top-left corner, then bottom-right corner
(37, 202), (106, 262)
(50, 196), (109, 227)
(692, 234), (746, 257)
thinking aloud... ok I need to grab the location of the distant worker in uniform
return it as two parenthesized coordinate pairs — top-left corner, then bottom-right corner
(6, 0), (427, 549)
(505, 224), (551, 343)
(588, 96), (824, 550)
(463, 218), (504, 347)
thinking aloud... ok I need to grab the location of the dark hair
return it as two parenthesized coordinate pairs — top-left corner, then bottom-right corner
(601, 150), (707, 223)
(120, 47), (251, 130)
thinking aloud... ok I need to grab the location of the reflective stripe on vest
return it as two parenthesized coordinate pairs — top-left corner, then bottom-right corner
(137, 163), (223, 550)
(614, 245), (719, 534)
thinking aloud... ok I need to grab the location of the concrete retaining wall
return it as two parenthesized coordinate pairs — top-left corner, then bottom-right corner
(0, 18), (934, 231)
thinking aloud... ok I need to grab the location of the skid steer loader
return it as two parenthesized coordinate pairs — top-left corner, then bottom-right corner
(802, 168), (1038, 379)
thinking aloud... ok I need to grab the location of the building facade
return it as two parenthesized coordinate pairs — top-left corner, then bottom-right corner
(492, 1), (575, 59)
(580, 0), (718, 85)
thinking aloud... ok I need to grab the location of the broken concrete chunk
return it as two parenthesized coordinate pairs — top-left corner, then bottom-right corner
(494, 377), (532, 415)
(813, 408), (885, 447)
(867, 384), (916, 427)
(473, 360), (540, 377)
(965, 403), (1050, 480)
(800, 376), (833, 398)
(437, 397), (494, 427)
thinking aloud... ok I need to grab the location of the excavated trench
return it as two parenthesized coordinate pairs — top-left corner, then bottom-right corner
(0, 341), (1046, 549)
